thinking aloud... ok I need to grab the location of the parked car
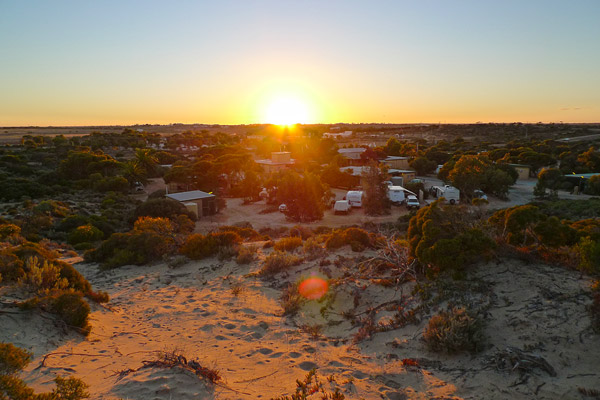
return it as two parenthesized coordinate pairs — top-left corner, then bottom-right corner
(406, 195), (420, 210)
(278, 204), (288, 213)
(473, 190), (488, 201)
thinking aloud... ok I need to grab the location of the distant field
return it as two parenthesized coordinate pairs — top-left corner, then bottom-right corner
(0, 124), (253, 144)
(0, 126), (125, 144)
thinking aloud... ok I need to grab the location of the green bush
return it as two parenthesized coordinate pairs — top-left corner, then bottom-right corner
(423, 307), (484, 353)
(324, 231), (346, 250)
(87, 231), (173, 269)
(0, 342), (31, 375)
(577, 237), (600, 274)
(51, 292), (91, 335)
(180, 234), (218, 260)
(274, 236), (303, 252)
(0, 374), (36, 400)
(259, 251), (301, 275)
(343, 228), (371, 247)
(67, 224), (104, 245)
(0, 343), (89, 399)
(133, 198), (196, 221)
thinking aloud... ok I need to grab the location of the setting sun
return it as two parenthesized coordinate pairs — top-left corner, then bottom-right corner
(263, 95), (313, 126)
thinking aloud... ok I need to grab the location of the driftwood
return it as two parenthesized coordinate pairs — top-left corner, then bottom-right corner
(488, 346), (556, 377)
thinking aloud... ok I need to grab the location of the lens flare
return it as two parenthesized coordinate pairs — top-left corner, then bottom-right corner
(298, 277), (329, 300)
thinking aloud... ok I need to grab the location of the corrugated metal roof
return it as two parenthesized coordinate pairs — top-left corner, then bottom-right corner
(166, 190), (215, 202)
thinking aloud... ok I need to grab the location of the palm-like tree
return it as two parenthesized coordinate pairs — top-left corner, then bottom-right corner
(134, 148), (159, 177)
(122, 160), (145, 186)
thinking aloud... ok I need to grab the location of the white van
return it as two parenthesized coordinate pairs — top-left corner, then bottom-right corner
(333, 200), (351, 214)
(345, 191), (363, 207)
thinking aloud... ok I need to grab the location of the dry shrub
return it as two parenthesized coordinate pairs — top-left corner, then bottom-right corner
(180, 232), (242, 260)
(289, 225), (314, 240)
(259, 251), (301, 275)
(274, 236), (302, 252)
(236, 245), (256, 264)
(423, 307), (484, 353)
(218, 225), (262, 241)
(18, 257), (69, 293)
(303, 237), (324, 260)
(325, 227), (371, 251)
(272, 369), (345, 400)
(217, 246), (237, 261)
(280, 283), (305, 316)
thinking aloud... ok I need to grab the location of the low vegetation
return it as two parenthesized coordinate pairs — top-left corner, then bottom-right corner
(0, 342), (89, 399)
(423, 307), (485, 353)
(259, 251), (302, 275)
(271, 369), (345, 400)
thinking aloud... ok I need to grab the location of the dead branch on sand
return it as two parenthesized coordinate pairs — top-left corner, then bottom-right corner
(111, 350), (220, 384)
(35, 351), (113, 370)
(488, 346), (556, 377)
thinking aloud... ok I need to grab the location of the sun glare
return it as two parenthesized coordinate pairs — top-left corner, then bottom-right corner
(263, 95), (312, 126)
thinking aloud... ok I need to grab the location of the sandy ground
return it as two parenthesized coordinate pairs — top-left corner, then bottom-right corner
(1, 246), (598, 399)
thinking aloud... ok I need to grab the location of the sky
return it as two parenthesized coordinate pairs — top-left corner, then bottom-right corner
(1, 0), (599, 126)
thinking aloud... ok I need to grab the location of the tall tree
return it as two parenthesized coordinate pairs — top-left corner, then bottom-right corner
(362, 161), (390, 216)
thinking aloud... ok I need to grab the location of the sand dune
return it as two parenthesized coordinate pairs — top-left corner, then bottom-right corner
(1, 246), (599, 399)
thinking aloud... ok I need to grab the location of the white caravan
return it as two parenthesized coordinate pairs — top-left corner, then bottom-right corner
(387, 185), (407, 204)
(345, 191), (363, 207)
(431, 185), (460, 204)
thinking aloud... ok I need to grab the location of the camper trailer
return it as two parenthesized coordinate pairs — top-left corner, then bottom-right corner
(345, 191), (363, 207)
(387, 185), (407, 204)
(431, 185), (460, 204)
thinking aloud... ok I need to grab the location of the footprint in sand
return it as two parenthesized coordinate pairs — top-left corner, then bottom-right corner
(298, 361), (318, 371)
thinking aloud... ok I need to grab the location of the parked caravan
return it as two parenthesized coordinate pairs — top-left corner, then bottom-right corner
(387, 185), (407, 204)
(431, 185), (460, 204)
(345, 191), (363, 207)
(333, 200), (351, 214)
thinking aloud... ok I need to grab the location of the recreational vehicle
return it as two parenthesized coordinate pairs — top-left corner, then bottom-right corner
(387, 185), (407, 204)
(431, 185), (460, 204)
(345, 191), (363, 207)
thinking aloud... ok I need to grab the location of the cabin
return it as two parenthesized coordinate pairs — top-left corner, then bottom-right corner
(166, 190), (217, 218)
(508, 164), (532, 180)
